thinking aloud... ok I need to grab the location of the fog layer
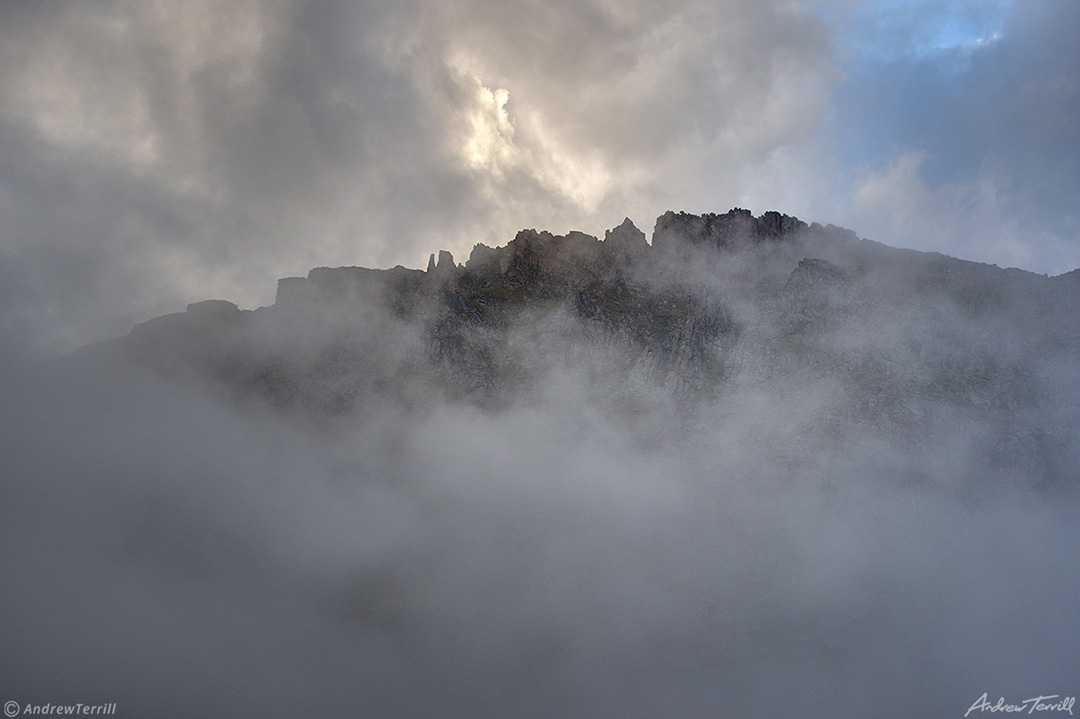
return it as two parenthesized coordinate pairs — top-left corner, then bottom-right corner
(2, 212), (1078, 717)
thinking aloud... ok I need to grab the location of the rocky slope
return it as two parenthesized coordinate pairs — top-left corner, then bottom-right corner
(74, 208), (1080, 491)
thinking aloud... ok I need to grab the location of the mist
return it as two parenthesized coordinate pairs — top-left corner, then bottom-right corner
(2, 212), (1077, 718)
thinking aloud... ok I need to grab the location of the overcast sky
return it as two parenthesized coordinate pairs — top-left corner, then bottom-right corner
(1, 0), (1077, 357)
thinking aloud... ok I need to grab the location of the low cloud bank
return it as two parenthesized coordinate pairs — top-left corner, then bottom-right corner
(3, 218), (1078, 718)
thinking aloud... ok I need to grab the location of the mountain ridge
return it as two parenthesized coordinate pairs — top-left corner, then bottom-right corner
(54, 208), (1077, 495)
(76, 209), (1074, 387)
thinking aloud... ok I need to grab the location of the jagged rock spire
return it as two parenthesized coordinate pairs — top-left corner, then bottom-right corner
(604, 217), (648, 252)
(428, 249), (456, 274)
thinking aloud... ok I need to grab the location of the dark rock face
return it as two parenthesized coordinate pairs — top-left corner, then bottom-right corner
(604, 217), (649, 254)
(84, 209), (1079, 488)
(652, 208), (808, 251)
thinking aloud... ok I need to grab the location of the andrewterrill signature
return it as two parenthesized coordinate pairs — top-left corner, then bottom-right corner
(966, 693), (1075, 717)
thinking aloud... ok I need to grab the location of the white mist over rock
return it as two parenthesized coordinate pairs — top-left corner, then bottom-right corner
(3, 210), (1078, 718)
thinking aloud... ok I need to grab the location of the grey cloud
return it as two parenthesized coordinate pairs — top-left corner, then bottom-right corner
(414, 0), (834, 174)
(0, 0), (840, 357)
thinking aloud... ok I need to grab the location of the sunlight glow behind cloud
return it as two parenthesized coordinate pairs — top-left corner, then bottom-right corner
(465, 84), (515, 171)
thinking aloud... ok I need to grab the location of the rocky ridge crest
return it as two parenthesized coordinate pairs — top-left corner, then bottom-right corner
(73, 208), (1079, 487)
